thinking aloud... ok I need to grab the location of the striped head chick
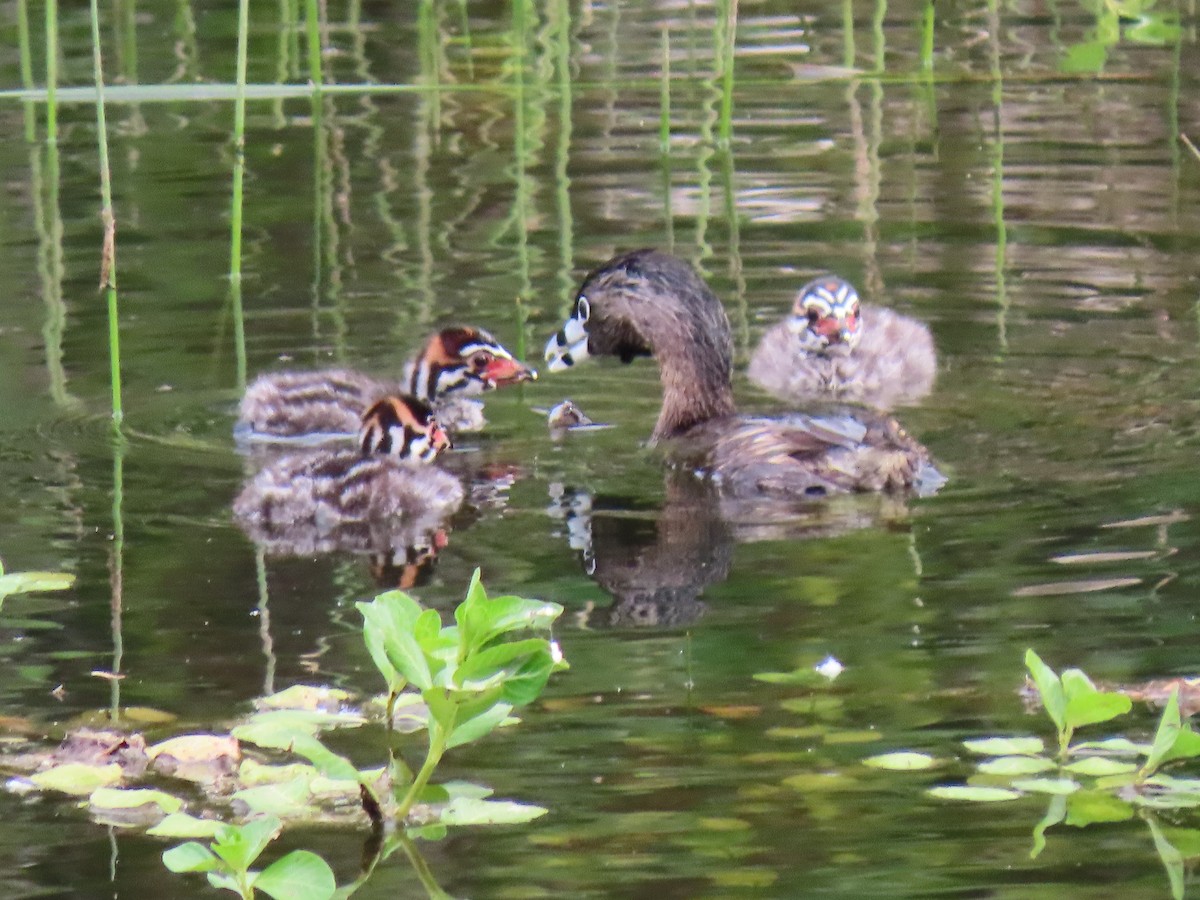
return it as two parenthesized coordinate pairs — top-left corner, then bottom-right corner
(787, 276), (863, 353)
(406, 326), (537, 402)
(359, 395), (452, 463)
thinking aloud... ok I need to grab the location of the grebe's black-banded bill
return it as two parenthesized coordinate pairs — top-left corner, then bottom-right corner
(544, 296), (591, 372)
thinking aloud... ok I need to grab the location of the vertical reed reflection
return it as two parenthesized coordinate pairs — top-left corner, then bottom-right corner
(987, 0), (1009, 354)
(659, 26), (675, 254)
(552, 0), (576, 317)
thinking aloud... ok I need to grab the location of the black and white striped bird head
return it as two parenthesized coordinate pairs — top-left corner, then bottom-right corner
(406, 326), (536, 401)
(787, 276), (862, 352)
(359, 395), (452, 463)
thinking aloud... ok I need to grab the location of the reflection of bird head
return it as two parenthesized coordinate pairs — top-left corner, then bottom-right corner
(556, 476), (735, 629)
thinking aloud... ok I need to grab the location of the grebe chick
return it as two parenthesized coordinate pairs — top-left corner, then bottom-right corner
(544, 250), (942, 498)
(233, 395), (464, 552)
(236, 326), (536, 442)
(748, 275), (936, 410)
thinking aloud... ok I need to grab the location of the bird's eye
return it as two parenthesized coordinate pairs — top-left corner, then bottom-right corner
(576, 296), (590, 322)
(807, 307), (821, 324)
(469, 352), (492, 371)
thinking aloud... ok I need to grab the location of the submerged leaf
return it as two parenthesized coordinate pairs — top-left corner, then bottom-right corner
(927, 785), (1023, 803)
(30, 762), (122, 795)
(88, 787), (183, 813)
(977, 756), (1056, 776)
(437, 796), (548, 826)
(862, 751), (938, 771)
(1062, 757), (1137, 777)
(962, 736), (1045, 757)
(147, 813), (224, 839)
(1010, 777), (1080, 796)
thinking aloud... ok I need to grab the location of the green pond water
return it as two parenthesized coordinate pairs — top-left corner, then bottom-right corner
(3, 0), (1200, 896)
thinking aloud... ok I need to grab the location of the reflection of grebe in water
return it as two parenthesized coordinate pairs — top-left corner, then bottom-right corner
(549, 476), (734, 629)
(233, 395), (463, 568)
(549, 472), (922, 629)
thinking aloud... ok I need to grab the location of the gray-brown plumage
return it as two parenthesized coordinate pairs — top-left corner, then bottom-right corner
(236, 326), (535, 441)
(544, 250), (942, 498)
(748, 276), (936, 410)
(233, 451), (464, 557)
(233, 394), (463, 558)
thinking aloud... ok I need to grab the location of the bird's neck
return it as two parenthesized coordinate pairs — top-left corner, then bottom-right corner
(650, 341), (736, 443)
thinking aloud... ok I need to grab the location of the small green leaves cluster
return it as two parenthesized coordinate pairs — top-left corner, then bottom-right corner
(911, 651), (1200, 806)
(357, 568), (566, 820)
(162, 816), (335, 900)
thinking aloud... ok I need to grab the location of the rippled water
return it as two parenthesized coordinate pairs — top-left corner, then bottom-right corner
(3, 0), (1200, 896)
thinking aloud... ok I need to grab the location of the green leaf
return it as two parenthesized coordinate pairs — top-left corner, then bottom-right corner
(88, 787), (183, 813)
(862, 752), (938, 771)
(1062, 757), (1138, 777)
(1011, 777), (1080, 796)
(1124, 14), (1182, 45)
(1071, 737), (1148, 757)
(232, 722), (360, 784)
(1031, 795), (1067, 858)
(927, 785), (1024, 803)
(978, 756), (1056, 776)
(1061, 669), (1132, 732)
(1147, 816), (1186, 900)
(438, 797), (548, 826)
(1141, 688), (1200, 775)
(454, 639), (550, 692)
(499, 649), (556, 707)
(148, 813), (224, 839)
(447, 701), (514, 749)
(357, 591), (427, 690)
(962, 736), (1045, 757)
(211, 816), (281, 873)
(1025, 650), (1066, 734)
(29, 763), (122, 795)
(162, 842), (221, 874)
(232, 777), (315, 817)
(1060, 40), (1108, 73)
(1065, 789), (1134, 826)
(255, 850), (337, 900)
(0, 571), (75, 601)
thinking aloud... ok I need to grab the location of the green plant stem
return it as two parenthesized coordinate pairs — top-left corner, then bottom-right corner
(18, 0), (35, 143)
(229, 0), (249, 388)
(396, 709), (451, 821)
(305, 0), (323, 90)
(89, 0), (123, 426)
(46, 0), (58, 143)
(716, 0), (737, 147)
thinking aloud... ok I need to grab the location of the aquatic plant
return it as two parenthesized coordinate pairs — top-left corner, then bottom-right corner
(0, 559), (74, 612)
(357, 568), (566, 822)
(163, 815), (335, 900)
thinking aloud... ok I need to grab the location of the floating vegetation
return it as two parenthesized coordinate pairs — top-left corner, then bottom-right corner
(0, 571), (565, 896)
(0, 558), (74, 612)
(868, 650), (1200, 898)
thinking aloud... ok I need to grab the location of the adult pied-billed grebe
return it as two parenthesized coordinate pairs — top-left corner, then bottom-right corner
(544, 250), (942, 497)
(233, 394), (465, 553)
(748, 275), (936, 410)
(236, 326), (536, 441)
